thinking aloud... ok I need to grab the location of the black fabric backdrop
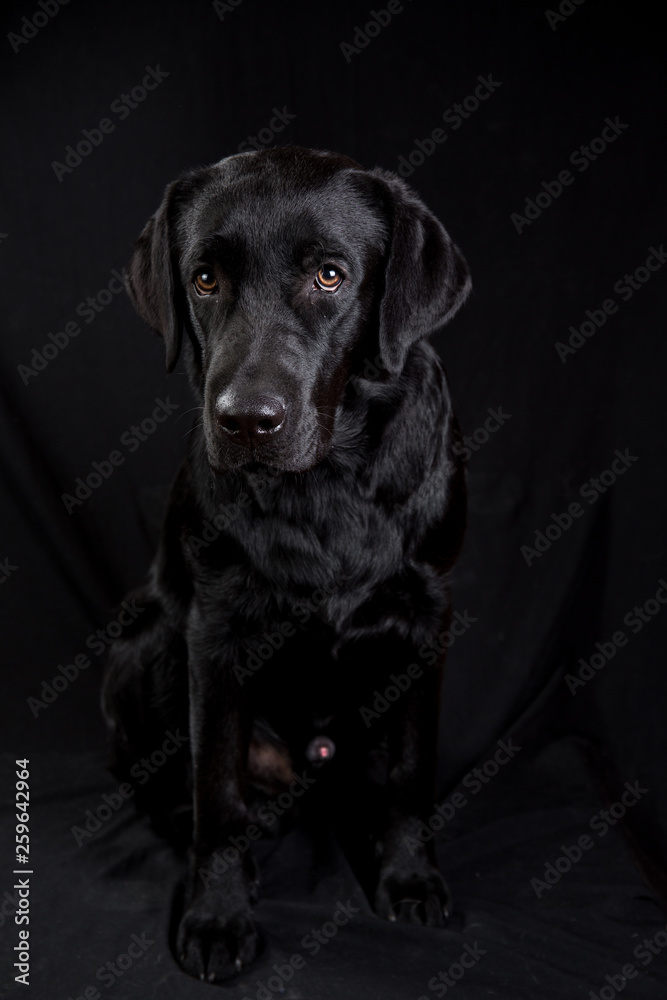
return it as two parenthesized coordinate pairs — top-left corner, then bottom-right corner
(1, 1), (666, 997)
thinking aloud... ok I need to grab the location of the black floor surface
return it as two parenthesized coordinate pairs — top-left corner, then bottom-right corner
(2, 735), (665, 999)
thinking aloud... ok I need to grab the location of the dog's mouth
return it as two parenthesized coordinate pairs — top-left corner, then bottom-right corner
(206, 441), (320, 474)
(204, 417), (331, 474)
(202, 383), (340, 474)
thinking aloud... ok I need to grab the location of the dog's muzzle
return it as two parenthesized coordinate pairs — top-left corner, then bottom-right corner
(215, 391), (286, 448)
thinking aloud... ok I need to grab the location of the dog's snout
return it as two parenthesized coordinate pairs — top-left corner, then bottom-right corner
(215, 392), (286, 446)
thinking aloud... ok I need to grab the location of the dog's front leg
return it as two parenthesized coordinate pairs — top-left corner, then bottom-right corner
(374, 664), (451, 927)
(176, 603), (260, 982)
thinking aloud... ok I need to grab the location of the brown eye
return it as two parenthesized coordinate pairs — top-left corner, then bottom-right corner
(315, 264), (343, 292)
(194, 271), (218, 295)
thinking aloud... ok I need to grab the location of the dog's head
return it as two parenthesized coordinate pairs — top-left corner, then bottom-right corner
(126, 147), (471, 473)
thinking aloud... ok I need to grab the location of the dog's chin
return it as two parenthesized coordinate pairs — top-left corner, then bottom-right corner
(205, 438), (330, 475)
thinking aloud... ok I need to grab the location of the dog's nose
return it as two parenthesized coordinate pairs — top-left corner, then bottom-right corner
(215, 393), (286, 446)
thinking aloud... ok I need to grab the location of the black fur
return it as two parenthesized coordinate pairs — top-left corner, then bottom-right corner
(102, 146), (471, 983)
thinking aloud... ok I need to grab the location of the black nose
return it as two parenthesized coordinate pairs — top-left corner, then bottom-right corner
(215, 392), (286, 447)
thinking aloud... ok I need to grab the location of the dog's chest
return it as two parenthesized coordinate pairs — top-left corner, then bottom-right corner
(231, 468), (404, 611)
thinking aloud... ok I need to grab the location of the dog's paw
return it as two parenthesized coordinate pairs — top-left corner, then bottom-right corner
(176, 897), (260, 982)
(375, 865), (451, 927)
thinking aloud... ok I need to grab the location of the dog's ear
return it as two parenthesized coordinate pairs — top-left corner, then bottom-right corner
(125, 180), (182, 372)
(369, 169), (471, 375)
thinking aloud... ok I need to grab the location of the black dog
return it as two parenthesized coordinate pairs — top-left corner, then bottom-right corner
(102, 146), (471, 983)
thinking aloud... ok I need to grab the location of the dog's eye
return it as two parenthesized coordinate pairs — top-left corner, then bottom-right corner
(315, 265), (343, 292)
(194, 271), (218, 295)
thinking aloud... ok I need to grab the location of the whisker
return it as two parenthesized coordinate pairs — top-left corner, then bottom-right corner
(181, 423), (201, 440)
(174, 406), (204, 426)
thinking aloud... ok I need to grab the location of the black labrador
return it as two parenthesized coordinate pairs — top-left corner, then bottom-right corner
(102, 146), (471, 983)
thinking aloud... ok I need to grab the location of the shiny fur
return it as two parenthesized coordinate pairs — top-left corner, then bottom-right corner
(102, 146), (471, 983)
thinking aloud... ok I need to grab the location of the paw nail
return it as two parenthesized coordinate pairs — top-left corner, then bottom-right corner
(235, 957), (243, 972)
(388, 912), (397, 922)
(208, 972), (216, 982)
